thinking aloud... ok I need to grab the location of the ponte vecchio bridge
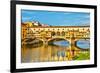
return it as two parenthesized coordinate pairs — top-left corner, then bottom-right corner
(25, 26), (90, 46)
(22, 26), (90, 60)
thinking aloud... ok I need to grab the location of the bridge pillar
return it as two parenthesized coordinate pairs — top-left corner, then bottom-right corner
(67, 37), (76, 60)
(71, 38), (76, 57)
(43, 39), (48, 45)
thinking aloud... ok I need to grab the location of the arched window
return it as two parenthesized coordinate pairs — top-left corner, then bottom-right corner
(51, 32), (55, 36)
(57, 31), (60, 36)
(62, 31), (65, 36)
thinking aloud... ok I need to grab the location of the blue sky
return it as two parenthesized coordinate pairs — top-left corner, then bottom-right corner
(21, 9), (90, 26)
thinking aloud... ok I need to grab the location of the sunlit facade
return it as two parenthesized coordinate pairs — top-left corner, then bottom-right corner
(21, 23), (90, 62)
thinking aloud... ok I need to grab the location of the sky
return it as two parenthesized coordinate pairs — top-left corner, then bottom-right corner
(21, 9), (90, 26)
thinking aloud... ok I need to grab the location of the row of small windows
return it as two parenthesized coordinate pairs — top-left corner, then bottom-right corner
(30, 28), (89, 32)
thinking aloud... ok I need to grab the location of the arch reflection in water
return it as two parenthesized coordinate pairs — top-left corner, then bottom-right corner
(22, 40), (70, 62)
(21, 39), (90, 63)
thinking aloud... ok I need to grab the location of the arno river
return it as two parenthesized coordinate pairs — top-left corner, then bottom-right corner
(21, 39), (90, 63)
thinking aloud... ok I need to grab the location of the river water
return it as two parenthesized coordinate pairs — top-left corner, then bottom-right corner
(21, 39), (90, 63)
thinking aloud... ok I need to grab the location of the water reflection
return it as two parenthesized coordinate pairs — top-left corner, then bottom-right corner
(21, 40), (90, 63)
(22, 44), (70, 63)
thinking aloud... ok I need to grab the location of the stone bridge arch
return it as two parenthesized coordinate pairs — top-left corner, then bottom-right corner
(74, 38), (90, 42)
(34, 38), (44, 43)
(47, 37), (71, 45)
(74, 38), (90, 49)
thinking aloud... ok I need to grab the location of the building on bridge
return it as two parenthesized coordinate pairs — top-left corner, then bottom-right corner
(28, 26), (90, 39)
(21, 25), (90, 60)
